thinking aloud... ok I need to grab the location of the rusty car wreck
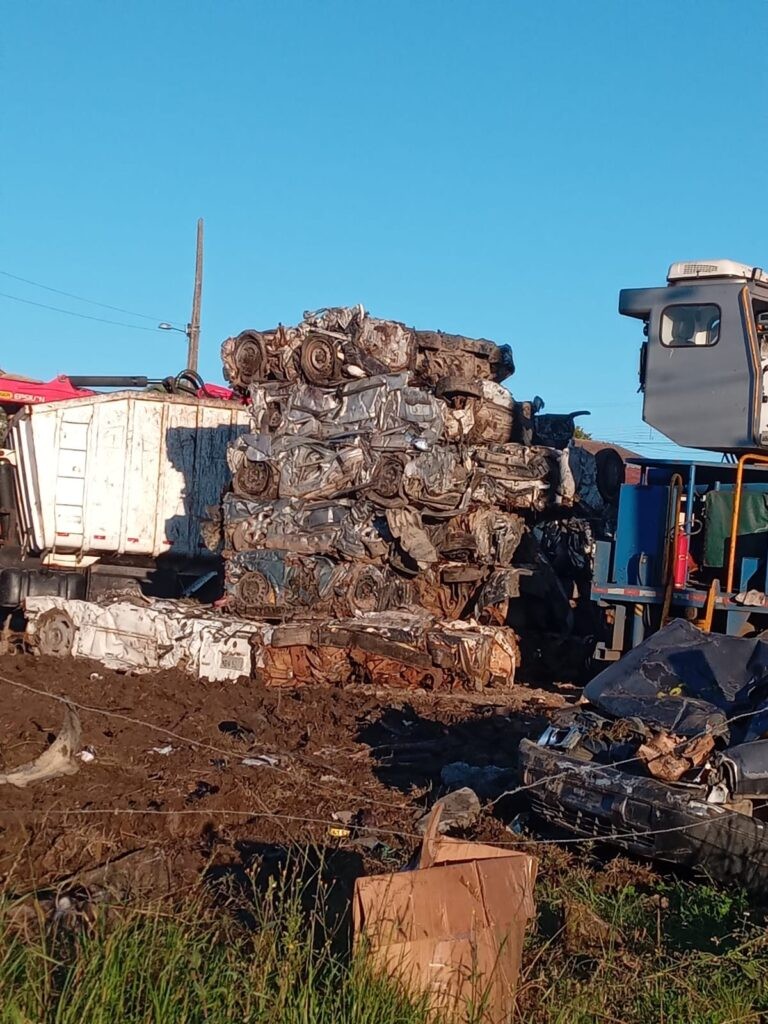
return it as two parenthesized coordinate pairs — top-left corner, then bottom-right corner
(221, 305), (516, 392)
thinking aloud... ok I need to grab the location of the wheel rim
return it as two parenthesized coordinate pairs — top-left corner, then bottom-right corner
(234, 460), (275, 499)
(349, 569), (381, 613)
(265, 402), (282, 430)
(301, 335), (337, 384)
(373, 457), (403, 498)
(234, 333), (265, 384)
(367, 455), (406, 505)
(37, 612), (75, 657)
(236, 572), (271, 608)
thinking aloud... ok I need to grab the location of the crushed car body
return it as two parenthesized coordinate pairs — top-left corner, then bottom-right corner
(23, 596), (519, 691)
(7, 302), (615, 692)
(519, 619), (768, 887)
(221, 305), (516, 392)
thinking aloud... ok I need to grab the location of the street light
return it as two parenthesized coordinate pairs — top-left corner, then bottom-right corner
(158, 322), (196, 374)
(157, 321), (195, 374)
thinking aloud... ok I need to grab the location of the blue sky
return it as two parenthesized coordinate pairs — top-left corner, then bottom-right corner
(2, 1), (766, 459)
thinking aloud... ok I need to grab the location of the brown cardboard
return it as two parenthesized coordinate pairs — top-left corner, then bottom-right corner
(353, 806), (537, 1023)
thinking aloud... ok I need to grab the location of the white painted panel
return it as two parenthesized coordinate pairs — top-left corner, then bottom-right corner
(122, 398), (164, 553)
(59, 421), (89, 452)
(155, 401), (196, 557)
(84, 398), (127, 551)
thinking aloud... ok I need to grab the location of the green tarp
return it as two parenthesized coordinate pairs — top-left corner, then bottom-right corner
(704, 489), (768, 568)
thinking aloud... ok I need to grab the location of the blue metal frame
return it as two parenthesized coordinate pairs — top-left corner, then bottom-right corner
(592, 457), (768, 657)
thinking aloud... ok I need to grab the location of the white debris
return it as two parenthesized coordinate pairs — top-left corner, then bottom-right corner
(0, 708), (82, 788)
(24, 596), (273, 682)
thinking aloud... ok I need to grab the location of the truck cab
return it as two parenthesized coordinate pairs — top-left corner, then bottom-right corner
(620, 260), (768, 452)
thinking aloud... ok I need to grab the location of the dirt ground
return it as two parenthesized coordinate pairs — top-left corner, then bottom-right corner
(0, 652), (576, 897)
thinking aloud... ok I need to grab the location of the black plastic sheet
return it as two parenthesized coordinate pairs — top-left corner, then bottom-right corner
(584, 619), (768, 741)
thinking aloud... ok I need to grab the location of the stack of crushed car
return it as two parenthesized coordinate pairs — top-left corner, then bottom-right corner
(205, 305), (608, 690)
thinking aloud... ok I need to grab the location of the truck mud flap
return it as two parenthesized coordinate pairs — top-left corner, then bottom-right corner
(518, 738), (768, 889)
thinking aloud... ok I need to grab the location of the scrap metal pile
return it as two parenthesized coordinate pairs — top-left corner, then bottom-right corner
(204, 305), (608, 690)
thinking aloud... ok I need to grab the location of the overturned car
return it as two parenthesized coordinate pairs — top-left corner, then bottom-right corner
(519, 619), (768, 888)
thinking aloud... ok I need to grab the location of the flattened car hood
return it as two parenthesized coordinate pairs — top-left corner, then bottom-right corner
(583, 620), (768, 740)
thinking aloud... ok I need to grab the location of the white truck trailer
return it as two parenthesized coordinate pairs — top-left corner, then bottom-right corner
(0, 390), (250, 606)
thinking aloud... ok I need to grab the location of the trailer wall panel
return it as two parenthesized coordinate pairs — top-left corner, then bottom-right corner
(10, 392), (250, 564)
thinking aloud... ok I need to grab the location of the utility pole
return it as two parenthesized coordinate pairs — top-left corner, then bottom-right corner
(187, 218), (204, 372)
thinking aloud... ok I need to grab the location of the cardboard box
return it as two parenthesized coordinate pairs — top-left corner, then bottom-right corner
(353, 806), (537, 1023)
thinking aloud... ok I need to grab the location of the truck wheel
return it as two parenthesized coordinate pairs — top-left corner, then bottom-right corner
(595, 448), (625, 504)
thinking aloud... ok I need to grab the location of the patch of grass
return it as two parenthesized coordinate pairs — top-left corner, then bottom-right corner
(2, 849), (768, 1024)
(0, 870), (434, 1024)
(518, 847), (768, 1023)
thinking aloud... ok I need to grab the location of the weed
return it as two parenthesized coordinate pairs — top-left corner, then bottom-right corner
(519, 852), (768, 1023)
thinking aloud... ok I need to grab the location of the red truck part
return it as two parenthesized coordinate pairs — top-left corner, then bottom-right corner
(0, 374), (96, 404)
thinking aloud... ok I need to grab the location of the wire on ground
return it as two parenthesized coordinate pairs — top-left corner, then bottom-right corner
(0, 671), (410, 814)
(0, 671), (762, 852)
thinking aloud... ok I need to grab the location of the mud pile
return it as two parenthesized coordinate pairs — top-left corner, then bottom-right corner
(208, 306), (608, 689)
(0, 651), (566, 895)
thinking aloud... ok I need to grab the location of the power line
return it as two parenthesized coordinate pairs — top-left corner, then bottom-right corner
(0, 268), (174, 324)
(0, 290), (166, 332)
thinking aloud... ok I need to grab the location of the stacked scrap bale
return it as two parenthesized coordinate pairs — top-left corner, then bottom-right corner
(207, 306), (603, 690)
